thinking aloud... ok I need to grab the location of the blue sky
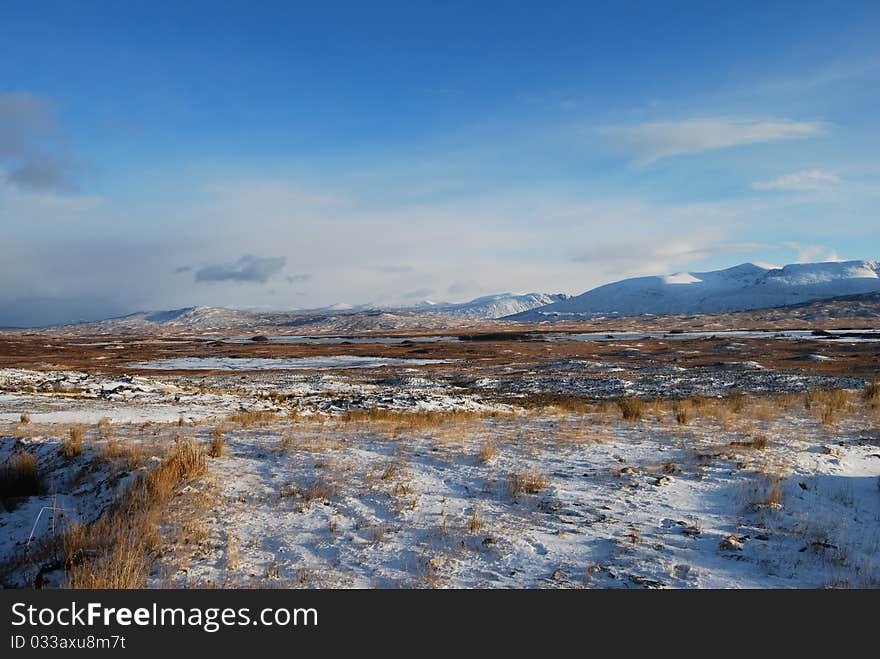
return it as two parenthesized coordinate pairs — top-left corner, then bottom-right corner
(1, 1), (879, 325)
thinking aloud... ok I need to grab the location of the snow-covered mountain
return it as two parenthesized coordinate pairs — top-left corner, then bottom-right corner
(84, 306), (259, 331)
(508, 260), (880, 320)
(51, 292), (567, 333)
(405, 292), (569, 319)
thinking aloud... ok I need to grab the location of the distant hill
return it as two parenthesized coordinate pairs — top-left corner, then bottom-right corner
(508, 260), (880, 320)
(401, 292), (569, 319)
(34, 292), (566, 333)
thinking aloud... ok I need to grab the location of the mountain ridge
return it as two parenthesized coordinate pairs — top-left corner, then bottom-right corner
(508, 259), (880, 320)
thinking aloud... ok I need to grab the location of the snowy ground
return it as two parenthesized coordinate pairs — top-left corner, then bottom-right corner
(132, 356), (456, 371)
(2, 375), (877, 588)
(151, 404), (879, 589)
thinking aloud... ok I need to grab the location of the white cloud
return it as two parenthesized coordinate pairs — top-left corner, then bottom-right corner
(600, 118), (825, 164)
(751, 169), (840, 191)
(0, 167), (865, 325)
(782, 242), (845, 263)
(741, 56), (880, 99)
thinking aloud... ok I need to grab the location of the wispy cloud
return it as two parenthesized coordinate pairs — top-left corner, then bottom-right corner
(447, 281), (482, 297)
(573, 239), (780, 274)
(741, 56), (880, 99)
(751, 169), (840, 191)
(402, 288), (436, 300)
(375, 264), (414, 274)
(195, 255), (286, 284)
(0, 91), (81, 192)
(782, 242), (844, 263)
(599, 118), (825, 164)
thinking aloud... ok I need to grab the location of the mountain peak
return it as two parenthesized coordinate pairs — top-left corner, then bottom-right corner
(508, 259), (880, 320)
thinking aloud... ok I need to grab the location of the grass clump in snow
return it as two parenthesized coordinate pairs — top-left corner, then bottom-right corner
(209, 427), (225, 458)
(863, 378), (879, 403)
(226, 410), (279, 427)
(672, 402), (689, 425)
(477, 440), (498, 464)
(616, 397), (644, 421)
(59, 426), (84, 459)
(730, 434), (768, 451)
(0, 452), (42, 501)
(507, 470), (548, 497)
(63, 438), (206, 588)
(804, 389), (850, 426)
(466, 509), (485, 533)
(726, 390), (747, 414)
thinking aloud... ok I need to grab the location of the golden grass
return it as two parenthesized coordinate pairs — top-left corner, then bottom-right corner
(226, 410), (280, 427)
(276, 431), (341, 455)
(804, 389), (851, 426)
(507, 470), (549, 497)
(64, 438), (206, 588)
(751, 473), (784, 507)
(466, 509), (484, 533)
(59, 426), (83, 459)
(672, 402), (689, 425)
(726, 391), (747, 414)
(209, 427), (225, 458)
(514, 393), (596, 414)
(303, 478), (334, 502)
(0, 452), (41, 499)
(340, 408), (500, 434)
(225, 533), (240, 571)
(617, 397), (644, 421)
(863, 378), (879, 403)
(477, 440), (498, 463)
(99, 439), (146, 470)
(730, 435), (769, 451)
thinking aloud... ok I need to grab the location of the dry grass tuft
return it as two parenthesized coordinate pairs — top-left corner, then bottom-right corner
(162, 439), (206, 484)
(617, 397), (644, 421)
(466, 509), (484, 533)
(673, 403), (689, 425)
(99, 440), (146, 469)
(340, 408), (499, 437)
(516, 393), (595, 414)
(477, 440), (498, 464)
(759, 475), (784, 507)
(64, 438), (206, 588)
(225, 533), (240, 571)
(731, 434), (768, 451)
(0, 452), (42, 500)
(284, 478), (335, 504)
(802, 388), (851, 426)
(226, 410), (279, 427)
(507, 470), (549, 497)
(743, 472), (785, 510)
(209, 427), (225, 458)
(863, 378), (879, 403)
(59, 426), (84, 459)
(820, 406), (836, 426)
(726, 391), (747, 414)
